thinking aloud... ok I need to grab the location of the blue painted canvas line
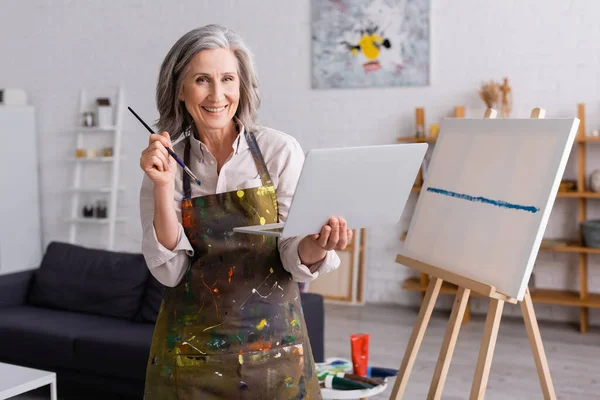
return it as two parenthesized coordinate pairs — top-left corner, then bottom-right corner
(426, 187), (540, 214)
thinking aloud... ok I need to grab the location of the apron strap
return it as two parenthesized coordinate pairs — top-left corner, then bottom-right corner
(245, 130), (274, 187)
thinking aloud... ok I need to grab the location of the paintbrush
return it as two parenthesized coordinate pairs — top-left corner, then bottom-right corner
(128, 106), (201, 186)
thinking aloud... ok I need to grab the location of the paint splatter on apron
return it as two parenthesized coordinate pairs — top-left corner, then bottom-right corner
(144, 130), (321, 399)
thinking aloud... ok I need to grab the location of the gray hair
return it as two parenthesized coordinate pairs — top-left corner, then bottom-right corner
(155, 24), (261, 138)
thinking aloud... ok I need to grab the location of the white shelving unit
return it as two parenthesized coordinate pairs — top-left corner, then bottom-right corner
(67, 87), (127, 250)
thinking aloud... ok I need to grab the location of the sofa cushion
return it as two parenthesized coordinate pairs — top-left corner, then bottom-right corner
(0, 306), (126, 369)
(73, 319), (155, 380)
(27, 242), (149, 320)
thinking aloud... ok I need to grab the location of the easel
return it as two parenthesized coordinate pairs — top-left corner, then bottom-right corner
(390, 108), (556, 400)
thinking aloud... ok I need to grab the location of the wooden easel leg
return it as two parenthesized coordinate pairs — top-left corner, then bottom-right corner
(469, 298), (504, 399)
(427, 287), (471, 400)
(520, 289), (557, 400)
(462, 299), (471, 325)
(390, 277), (443, 400)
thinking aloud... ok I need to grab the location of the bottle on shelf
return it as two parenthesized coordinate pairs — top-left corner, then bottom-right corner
(415, 107), (425, 138)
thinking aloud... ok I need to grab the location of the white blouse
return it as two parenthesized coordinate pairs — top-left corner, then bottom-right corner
(139, 125), (341, 287)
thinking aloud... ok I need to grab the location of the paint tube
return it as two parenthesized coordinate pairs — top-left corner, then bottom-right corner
(350, 333), (369, 376)
(335, 372), (384, 386)
(367, 366), (398, 378)
(323, 375), (374, 390)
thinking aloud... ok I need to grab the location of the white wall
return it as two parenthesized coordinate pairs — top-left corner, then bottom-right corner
(2, 0), (600, 323)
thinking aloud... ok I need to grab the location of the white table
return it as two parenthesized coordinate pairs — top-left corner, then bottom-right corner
(0, 363), (56, 400)
(321, 381), (387, 399)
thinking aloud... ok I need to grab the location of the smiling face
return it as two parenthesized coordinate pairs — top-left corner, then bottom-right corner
(179, 48), (240, 135)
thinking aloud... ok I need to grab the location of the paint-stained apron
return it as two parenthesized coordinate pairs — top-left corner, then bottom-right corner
(144, 130), (321, 399)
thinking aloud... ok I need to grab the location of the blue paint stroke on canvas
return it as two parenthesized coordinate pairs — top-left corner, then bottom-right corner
(426, 187), (540, 214)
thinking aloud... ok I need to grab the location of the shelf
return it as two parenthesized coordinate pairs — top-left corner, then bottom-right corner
(66, 217), (128, 224)
(530, 288), (600, 308)
(397, 136), (437, 143)
(403, 278), (600, 308)
(67, 187), (125, 193)
(540, 239), (600, 254)
(556, 190), (600, 198)
(575, 136), (600, 143)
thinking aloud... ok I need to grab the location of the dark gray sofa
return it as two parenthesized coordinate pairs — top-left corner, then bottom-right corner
(0, 242), (325, 399)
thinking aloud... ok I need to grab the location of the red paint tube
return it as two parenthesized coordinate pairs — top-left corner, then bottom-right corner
(350, 333), (369, 376)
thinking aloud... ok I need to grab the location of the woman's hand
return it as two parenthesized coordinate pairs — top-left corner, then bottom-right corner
(310, 217), (353, 251)
(298, 217), (353, 269)
(141, 132), (179, 250)
(139, 132), (177, 188)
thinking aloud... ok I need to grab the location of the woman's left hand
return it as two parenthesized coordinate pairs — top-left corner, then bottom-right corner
(310, 217), (353, 251)
(298, 217), (353, 268)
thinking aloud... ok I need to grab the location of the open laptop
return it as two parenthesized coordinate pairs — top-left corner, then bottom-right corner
(233, 143), (428, 238)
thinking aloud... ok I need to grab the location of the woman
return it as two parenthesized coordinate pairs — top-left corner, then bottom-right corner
(139, 24), (351, 399)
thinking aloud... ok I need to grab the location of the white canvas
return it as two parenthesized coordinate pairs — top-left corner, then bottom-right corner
(402, 117), (580, 300)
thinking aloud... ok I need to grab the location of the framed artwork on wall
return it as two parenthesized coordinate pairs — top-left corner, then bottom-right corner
(311, 0), (430, 89)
